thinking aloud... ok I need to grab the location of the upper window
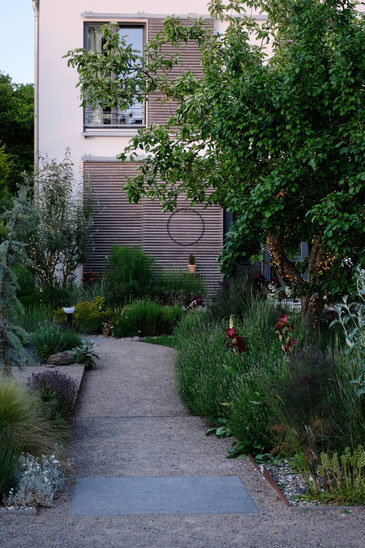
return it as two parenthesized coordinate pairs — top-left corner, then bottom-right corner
(84, 24), (145, 129)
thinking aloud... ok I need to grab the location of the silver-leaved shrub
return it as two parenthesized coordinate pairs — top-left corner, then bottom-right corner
(4, 453), (65, 507)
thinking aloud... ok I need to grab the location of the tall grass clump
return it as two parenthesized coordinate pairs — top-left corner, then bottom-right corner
(0, 376), (59, 458)
(105, 245), (154, 304)
(209, 276), (256, 321)
(31, 321), (82, 362)
(174, 313), (242, 418)
(113, 300), (182, 337)
(0, 431), (18, 500)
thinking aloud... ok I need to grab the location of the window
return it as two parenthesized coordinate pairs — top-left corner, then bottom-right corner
(84, 24), (145, 128)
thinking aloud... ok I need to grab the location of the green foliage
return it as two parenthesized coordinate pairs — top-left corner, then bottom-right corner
(304, 446), (365, 506)
(0, 145), (12, 209)
(67, 1), (365, 302)
(29, 152), (93, 290)
(0, 73), (34, 194)
(0, 430), (18, 500)
(12, 265), (38, 308)
(174, 286), (364, 458)
(72, 296), (111, 333)
(331, 266), (365, 397)
(151, 269), (206, 306)
(12, 306), (52, 335)
(28, 369), (78, 420)
(0, 186), (34, 374)
(105, 245), (155, 304)
(72, 340), (99, 370)
(31, 322), (82, 363)
(112, 300), (183, 337)
(174, 313), (242, 418)
(143, 334), (176, 348)
(209, 276), (256, 321)
(0, 376), (59, 458)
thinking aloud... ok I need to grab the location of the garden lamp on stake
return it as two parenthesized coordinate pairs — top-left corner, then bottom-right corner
(63, 306), (75, 328)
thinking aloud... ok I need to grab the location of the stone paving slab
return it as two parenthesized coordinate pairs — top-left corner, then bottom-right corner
(71, 476), (259, 516)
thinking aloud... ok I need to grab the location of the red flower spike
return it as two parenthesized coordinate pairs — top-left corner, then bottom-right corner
(225, 327), (237, 339)
(235, 335), (245, 353)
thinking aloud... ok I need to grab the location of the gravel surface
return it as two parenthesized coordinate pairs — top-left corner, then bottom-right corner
(1, 336), (364, 548)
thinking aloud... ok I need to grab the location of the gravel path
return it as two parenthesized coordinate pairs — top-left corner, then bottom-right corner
(1, 336), (364, 547)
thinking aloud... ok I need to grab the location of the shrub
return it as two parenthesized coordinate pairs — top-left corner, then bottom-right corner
(209, 276), (256, 321)
(150, 269), (206, 306)
(105, 245), (154, 304)
(4, 453), (65, 508)
(28, 370), (78, 419)
(274, 346), (335, 428)
(13, 265), (38, 308)
(29, 152), (93, 290)
(72, 296), (111, 333)
(13, 306), (52, 334)
(31, 322), (82, 362)
(113, 300), (183, 337)
(0, 376), (59, 457)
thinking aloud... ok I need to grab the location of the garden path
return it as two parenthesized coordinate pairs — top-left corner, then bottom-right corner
(1, 336), (364, 547)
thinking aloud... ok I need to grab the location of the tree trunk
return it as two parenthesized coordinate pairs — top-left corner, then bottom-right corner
(266, 234), (317, 323)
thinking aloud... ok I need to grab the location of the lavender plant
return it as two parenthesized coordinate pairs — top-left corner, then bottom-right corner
(28, 370), (78, 418)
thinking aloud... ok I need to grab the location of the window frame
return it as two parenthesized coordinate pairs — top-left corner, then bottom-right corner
(83, 21), (146, 132)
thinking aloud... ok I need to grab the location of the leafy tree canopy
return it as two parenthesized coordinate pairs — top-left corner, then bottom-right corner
(66, 0), (365, 302)
(0, 73), (34, 193)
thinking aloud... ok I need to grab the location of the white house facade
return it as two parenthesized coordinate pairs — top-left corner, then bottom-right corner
(32, 1), (268, 292)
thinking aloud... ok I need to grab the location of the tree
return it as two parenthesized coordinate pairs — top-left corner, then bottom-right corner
(66, 0), (365, 313)
(0, 187), (33, 375)
(0, 145), (12, 209)
(0, 73), (34, 193)
(29, 153), (93, 289)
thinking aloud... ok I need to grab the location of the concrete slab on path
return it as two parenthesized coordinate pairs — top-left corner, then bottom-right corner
(71, 476), (259, 516)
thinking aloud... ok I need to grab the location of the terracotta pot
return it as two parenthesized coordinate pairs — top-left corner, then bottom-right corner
(187, 264), (196, 274)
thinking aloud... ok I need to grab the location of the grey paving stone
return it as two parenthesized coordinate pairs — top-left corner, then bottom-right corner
(71, 476), (259, 516)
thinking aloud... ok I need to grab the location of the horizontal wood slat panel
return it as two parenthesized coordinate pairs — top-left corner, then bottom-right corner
(147, 18), (214, 127)
(83, 162), (223, 293)
(83, 162), (142, 272)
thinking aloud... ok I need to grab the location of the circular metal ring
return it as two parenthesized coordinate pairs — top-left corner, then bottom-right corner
(167, 207), (205, 246)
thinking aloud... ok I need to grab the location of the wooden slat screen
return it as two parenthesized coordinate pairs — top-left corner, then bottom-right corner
(83, 162), (143, 272)
(84, 162), (223, 293)
(147, 18), (214, 127)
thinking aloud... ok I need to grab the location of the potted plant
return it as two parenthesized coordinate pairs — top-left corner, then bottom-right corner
(188, 254), (196, 274)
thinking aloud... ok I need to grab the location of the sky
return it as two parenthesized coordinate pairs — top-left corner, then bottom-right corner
(0, 0), (34, 84)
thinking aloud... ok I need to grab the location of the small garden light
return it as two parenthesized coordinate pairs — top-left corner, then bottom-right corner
(63, 307), (75, 328)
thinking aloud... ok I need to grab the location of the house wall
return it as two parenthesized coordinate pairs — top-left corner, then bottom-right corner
(36, 1), (267, 291)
